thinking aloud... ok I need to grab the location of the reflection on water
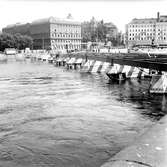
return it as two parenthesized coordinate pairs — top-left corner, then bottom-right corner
(0, 61), (166, 167)
(107, 79), (167, 121)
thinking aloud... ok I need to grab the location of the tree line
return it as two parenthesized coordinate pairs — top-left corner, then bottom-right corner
(0, 33), (33, 52)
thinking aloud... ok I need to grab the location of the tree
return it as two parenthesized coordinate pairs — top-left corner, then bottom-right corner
(0, 33), (15, 51)
(13, 33), (33, 50)
(0, 32), (33, 52)
(95, 20), (107, 42)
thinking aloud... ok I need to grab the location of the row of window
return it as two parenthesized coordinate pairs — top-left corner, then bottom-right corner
(54, 29), (81, 33)
(129, 37), (166, 40)
(52, 44), (81, 50)
(53, 27), (80, 33)
(129, 37), (152, 40)
(129, 28), (167, 32)
(129, 29), (155, 32)
(129, 24), (155, 28)
(51, 39), (81, 43)
(157, 33), (166, 36)
(129, 33), (155, 36)
(55, 24), (80, 29)
(129, 33), (166, 36)
(51, 33), (81, 38)
(157, 29), (167, 31)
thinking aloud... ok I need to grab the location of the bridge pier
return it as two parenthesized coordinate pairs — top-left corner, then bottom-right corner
(66, 57), (76, 69)
(73, 58), (85, 70)
(81, 60), (96, 72)
(149, 73), (167, 94)
(106, 63), (150, 81)
(36, 52), (167, 94)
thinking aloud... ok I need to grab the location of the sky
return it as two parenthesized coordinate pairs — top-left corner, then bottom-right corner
(0, 0), (167, 32)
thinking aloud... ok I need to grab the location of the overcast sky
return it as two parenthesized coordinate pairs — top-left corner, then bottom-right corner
(0, 0), (167, 32)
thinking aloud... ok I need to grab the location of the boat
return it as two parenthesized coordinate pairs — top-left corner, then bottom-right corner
(106, 72), (126, 81)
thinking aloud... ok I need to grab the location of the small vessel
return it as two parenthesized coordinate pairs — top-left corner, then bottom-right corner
(106, 72), (126, 81)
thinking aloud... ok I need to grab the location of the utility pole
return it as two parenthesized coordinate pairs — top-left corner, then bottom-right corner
(42, 37), (44, 50)
(97, 27), (98, 43)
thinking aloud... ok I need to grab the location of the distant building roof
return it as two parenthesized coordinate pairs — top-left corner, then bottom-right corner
(159, 15), (167, 22)
(129, 18), (157, 24)
(104, 22), (117, 29)
(6, 22), (29, 28)
(31, 16), (81, 25)
(31, 17), (51, 25)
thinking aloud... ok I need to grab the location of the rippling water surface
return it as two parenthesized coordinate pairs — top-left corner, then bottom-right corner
(0, 60), (166, 167)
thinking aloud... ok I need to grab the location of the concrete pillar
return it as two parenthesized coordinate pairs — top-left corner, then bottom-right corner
(74, 64), (77, 70)
(149, 73), (167, 93)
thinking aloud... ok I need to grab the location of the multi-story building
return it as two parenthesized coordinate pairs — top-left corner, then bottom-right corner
(81, 18), (118, 43)
(81, 17), (98, 43)
(2, 14), (82, 51)
(104, 22), (118, 40)
(126, 12), (167, 48)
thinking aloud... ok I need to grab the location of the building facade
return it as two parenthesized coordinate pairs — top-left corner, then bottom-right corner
(2, 14), (81, 51)
(126, 12), (167, 48)
(81, 17), (118, 44)
(104, 22), (118, 40)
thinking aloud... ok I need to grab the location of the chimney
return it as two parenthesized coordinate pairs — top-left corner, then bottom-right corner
(157, 12), (160, 22)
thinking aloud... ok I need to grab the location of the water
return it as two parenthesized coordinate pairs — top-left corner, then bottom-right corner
(0, 60), (166, 167)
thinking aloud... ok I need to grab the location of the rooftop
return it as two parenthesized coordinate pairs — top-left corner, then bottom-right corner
(6, 22), (29, 28)
(104, 22), (117, 28)
(4, 15), (81, 29)
(159, 15), (167, 22)
(129, 18), (157, 24)
(31, 16), (81, 25)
